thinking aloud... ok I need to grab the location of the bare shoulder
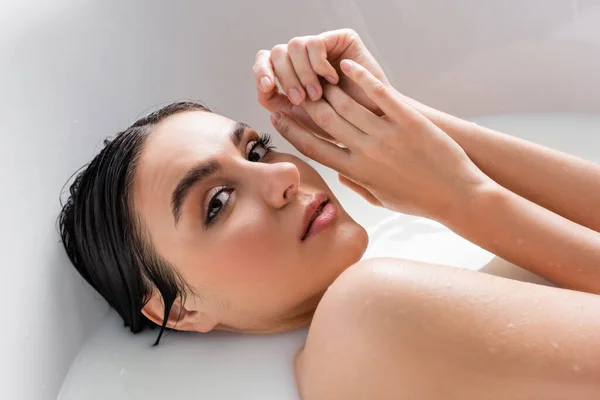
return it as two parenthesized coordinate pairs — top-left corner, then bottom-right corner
(295, 257), (437, 399)
(296, 258), (600, 400)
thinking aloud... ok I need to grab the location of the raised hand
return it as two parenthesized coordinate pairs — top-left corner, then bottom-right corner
(270, 59), (491, 221)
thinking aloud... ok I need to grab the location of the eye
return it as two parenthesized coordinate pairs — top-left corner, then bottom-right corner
(246, 133), (275, 162)
(205, 187), (233, 225)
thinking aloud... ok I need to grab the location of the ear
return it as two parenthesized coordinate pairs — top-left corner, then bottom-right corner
(141, 291), (218, 333)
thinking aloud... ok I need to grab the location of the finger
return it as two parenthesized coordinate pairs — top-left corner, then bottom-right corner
(338, 174), (382, 206)
(271, 45), (306, 106)
(288, 37), (323, 101)
(253, 50), (276, 93)
(256, 85), (340, 145)
(256, 85), (338, 143)
(340, 59), (426, 127)
(270, 111), (350, 174)
(301, 98), (365, 148)
(289, 105), (340, 144)
(257, 83), (293, 114)
(322, 84), (390, 136)
(305, 36), (339, 85)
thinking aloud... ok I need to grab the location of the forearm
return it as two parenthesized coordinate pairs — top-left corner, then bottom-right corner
(403, 96), (600, 233)
(446, 183), (600, 294)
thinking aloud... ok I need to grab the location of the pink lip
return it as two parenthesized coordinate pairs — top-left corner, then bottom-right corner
(300, 193), (338, 241)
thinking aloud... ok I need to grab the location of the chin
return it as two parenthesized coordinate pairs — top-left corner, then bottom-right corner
(335, 220), (369, 272)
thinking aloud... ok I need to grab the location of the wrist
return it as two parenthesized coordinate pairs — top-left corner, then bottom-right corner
(439, 180), (505, 230)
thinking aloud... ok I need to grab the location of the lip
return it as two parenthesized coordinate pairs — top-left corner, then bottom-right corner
(300, 192), (338, 241)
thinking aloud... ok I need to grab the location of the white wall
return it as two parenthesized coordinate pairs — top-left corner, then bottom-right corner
(1, 0), (600, 399)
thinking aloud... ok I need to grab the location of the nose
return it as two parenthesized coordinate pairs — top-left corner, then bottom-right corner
(259, 162), (299, 208)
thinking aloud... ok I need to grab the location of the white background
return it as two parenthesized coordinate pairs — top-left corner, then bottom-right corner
(2, 1), (600, 399)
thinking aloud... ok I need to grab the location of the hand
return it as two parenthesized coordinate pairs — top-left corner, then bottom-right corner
(270, 59), (491, 221)
(253, 29), (389, 142)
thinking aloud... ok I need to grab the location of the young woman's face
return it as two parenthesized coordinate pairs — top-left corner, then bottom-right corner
(134, 111), (368, 333)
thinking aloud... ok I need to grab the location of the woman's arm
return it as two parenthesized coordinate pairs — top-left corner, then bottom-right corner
(405, 102), (600, 292)
(447, 182), (600, 294)
(401, 97), (600, 234)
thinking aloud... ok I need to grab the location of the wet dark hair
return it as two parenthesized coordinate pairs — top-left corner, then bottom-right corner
(59, 101), (210, 345)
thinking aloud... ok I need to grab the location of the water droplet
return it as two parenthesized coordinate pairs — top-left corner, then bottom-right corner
(507, 323), (515, 328)
(577, 268), (584, 272)
(573, 364), (581, 372)
(383, 291), (389, 297)
(552, 342), (559, 349)
(517, 238), (523, 245)
(120, 368), (126, 377)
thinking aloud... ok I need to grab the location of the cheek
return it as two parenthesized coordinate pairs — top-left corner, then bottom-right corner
(213, 208), (296, 283)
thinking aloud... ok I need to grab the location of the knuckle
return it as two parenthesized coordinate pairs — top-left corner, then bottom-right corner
(354, 66), (366, 80)
(371, 81), (387, 99)
(340, 28), (360, 43)
(304, 36), (321, 50)
(343, 28), (357, 36)
(287, 37), (306, 51)
(315, 108), (334, 128)
(276, 118), (290, 133)
(301, 142), (319, 160)
(255, 49), (270, 60)
(271, 44), (288, 57)
(335, 94), (352, 115)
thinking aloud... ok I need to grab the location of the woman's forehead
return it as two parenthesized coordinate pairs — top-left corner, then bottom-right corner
(150, 111), (236, 148)
(135, 111), (238, 206)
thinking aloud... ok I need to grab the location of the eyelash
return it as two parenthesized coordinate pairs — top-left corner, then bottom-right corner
(204, 133), (276, 226)
(250, 133), (275, 158)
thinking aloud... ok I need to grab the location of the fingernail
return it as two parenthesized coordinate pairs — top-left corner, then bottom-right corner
(288, 88), (302, 105)
(271, 112), (282, 124)
(326, 75), (338, 84)
(306, 84), (320, 101)
(259, 76), (271, 91)
(340, 60), (353, 73)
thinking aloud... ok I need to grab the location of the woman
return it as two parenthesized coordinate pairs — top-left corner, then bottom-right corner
(60, 29), (600, 399)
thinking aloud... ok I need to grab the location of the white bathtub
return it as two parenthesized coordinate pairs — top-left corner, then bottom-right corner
(2, 1), (600, 399)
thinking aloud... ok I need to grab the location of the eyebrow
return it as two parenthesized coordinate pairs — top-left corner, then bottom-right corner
(171, 121), (249, 225)
(230, 121), (249, 147)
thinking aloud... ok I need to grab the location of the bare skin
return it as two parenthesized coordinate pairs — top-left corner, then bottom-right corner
(134, 111), (368, 334)
(299, 258), (600, 400)
(253, 29), (600, 398)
